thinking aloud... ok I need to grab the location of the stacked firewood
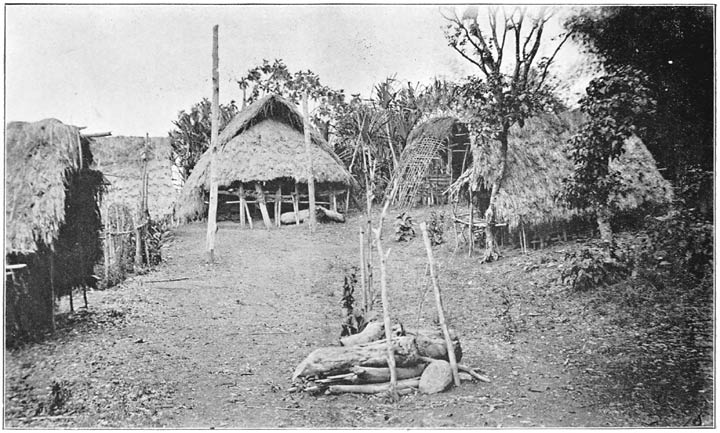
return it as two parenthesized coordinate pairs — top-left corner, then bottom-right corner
(290, 323), (489, 396)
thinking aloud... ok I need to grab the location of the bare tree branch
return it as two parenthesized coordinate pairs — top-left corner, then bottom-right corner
(534, 29), (575, 92)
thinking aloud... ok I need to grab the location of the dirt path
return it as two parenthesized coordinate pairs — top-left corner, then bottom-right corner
(4, 206), (712, 427)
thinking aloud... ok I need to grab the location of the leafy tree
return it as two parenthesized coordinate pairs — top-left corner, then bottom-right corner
(565, 6), (713, 181)
(562, 66), (656, 241)
(443, 6), (571, 262)
(236, 59), (346, 140)
(168, 98), (238, 180)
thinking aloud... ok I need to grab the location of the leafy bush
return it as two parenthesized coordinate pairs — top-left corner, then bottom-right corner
(145, 217), (173, 266)
(394, 212), (415, 242)
(561, 240), (632, 291)
(426, 211), (445, 246)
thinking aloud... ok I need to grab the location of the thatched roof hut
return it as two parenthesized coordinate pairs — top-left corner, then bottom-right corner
(446, 111), (673, 230)
(393, 117), (471, 207)
(176, 95), (357, 223)
(91, 136), (178, 220)
(6, 119), (105, 342)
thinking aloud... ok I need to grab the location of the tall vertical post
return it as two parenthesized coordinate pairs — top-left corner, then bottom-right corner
(302, 92), (317, 232)
(206, 25), (220, 263)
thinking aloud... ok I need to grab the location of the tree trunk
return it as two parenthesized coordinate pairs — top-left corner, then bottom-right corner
(482, 130), (509, 263)
(205, 25), (220, 263)
(302, 92), (317, 232)
(596, 207), (613, 242)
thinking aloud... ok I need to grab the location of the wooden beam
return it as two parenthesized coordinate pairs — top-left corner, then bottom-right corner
(205, 24), (220, 263)
(275, 187), (282, 227)
(254, 183), (272, 229)
(302, 92), (317, 232)
(293, 183), (300, 225)
(238, 185), (245, 227)
(81, 131), (112, 138)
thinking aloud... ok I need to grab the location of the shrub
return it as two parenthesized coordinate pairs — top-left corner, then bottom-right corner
(394, 212), (415, 242)
(426, 211), (445, 246)
(561, 240), (632, 291)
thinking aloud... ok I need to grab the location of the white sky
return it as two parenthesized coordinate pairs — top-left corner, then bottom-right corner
(5, 4), (595, 136)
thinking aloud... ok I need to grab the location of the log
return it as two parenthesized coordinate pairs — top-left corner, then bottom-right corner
(351, 364), (427, 383)
(406, 328), (462, 363)
(292, 336), (420, 380)
(280, 207), (345, 225)
(326, 378), (420, 395)
(340, 321), (384, 346)
(318, 206), (345, 223)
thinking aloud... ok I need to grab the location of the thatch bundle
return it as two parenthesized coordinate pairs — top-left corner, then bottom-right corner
(5, 119), (105, 343)
(447, 111), (673, 230)
(176, 95), (357, 221)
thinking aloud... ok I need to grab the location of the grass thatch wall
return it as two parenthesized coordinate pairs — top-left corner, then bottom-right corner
(176, 95), (356, 222)
(5, 119), (105, 343)
(91, 136), (178, 220)
(448, 111), (673, 230)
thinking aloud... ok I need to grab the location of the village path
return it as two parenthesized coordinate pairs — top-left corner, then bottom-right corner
(6, 207), (694, 428)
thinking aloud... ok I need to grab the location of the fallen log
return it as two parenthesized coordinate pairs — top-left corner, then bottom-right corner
(280, 207), (345, 225)
(418, 356), (490, 383)
(326, 378), (420, 395)
(340, 321), (384, 346)
(406, 328), (462, 363)
(292, 336), (419, 380)
(351, 363), (427, 383)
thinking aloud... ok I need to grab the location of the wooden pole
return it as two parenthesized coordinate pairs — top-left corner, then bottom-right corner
(255, 183), (272, 229)
(468, 189), (474, 258)
(302, 92), (317, 232)
(49, 254), (56, 332)
(293, 183), (300, 225)
(238, 185), (245, 227)
(206, 24), (220, 263)
(275, 187), (282, 227)
(419, 222), (460, 387)
(359, 226), (367, 313)
(373, 226), (397, 396)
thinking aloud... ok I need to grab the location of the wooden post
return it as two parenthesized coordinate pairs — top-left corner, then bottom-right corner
(359, 226), (367, 313)
(293, 183), (300, 225)
(331, 191), (338, 212)
(275, 187), (282, 227)
(302, 92), (317, 232)
(134, 214), (143, 271)
(244, 200), (254, 229)
(49, 254), (56, 332)
(468, 189), (474, 258)
(255, 183), (272, 229)
(206, 24), (220, 263)
(419, 222), (460, 387)
(238, 185), (245, 227)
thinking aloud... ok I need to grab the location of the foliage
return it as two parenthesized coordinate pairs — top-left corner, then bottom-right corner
(393, 212), (416, 242)
(426, 211), (445, 246)
(237, 59), (346, 138)
(145, 217), (173, 267)
(566, 6), (713, 180)
(168, 98), (239, 180)
(561, 66), (656, 236)
(340, 267), (368, 337)
(561, 240), (632, 291)
(442, 6), (571, 262)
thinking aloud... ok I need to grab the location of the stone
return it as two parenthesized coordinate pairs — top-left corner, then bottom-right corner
(419, 360), (453, 394)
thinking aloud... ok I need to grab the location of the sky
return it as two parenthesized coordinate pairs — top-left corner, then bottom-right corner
(5, 4), (596, 136)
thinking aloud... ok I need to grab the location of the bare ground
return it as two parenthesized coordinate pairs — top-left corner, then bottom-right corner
(4, 205), (713, 428)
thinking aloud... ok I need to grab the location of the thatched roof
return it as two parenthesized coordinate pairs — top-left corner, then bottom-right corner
(91, 136), (178, 219)
(406, 116), (459, 144)
(176, 95), (357, 221)
(448, 111), (673, 229)
(5, 119), (89, 254)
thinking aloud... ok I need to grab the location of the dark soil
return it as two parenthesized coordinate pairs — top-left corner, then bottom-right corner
(4, 205), (713, 428)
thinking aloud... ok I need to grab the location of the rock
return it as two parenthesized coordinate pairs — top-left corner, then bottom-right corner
(419, 360), (453, 394)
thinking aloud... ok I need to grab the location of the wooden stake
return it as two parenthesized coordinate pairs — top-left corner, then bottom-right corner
(49, 253), (56, 332)
(293, 183), (300, 225)
(205, 24), (220, 263)
(275, 187), (282, 227)
(302, 92), (317, 232)
(468, 190), (474, 258)
(254, 183), (272, 229)
(419, 222), (460, 387)
(359, 226), (367, 313)
(371, 228), (397, 396)
(238, 185), (245, 227)
(244, 200), (254, 229)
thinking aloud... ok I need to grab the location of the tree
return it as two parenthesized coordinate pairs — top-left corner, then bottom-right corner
(562, 66), (656, 241)
(168, 98), (238, 181)
(565, 6), (713, 181)
(443, 6), (571, 262)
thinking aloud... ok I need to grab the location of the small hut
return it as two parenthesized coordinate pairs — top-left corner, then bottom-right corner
(176, 95), (357, 227)
(447, 111), (673, 247)
(392, 117), (471, 207)
(5, 119), (105, 343)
